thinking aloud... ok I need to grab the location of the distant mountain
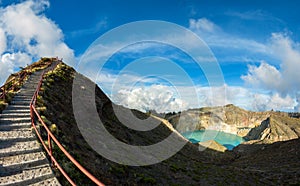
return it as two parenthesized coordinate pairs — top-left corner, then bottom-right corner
(167, 104), (300, 144)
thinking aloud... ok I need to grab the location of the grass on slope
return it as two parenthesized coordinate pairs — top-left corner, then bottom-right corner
(0, 57), (55, 113)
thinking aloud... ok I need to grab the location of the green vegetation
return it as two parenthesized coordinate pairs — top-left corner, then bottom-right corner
(0, 57), (55, 113)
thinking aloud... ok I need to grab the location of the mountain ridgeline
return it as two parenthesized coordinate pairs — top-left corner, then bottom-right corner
(30, 60), (299, 185)
(167, 104), (300, 144)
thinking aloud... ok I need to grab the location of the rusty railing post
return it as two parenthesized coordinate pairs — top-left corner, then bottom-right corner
(3, 85), (5, 102)
(30, 105), (34, 128)
(48, 133), (54, 166)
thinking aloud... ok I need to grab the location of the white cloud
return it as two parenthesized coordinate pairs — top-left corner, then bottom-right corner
(242, 33), (300, 111)
(96, 71), (159, 95)
(188, 18), (270, 62)
(252, 93), (295, 111)
(68, 19), (107, 38)
(190, 18), (300, 111)
(242, 33), (300, 94)
(0, 52), (32, 83)
(0, 28), (6, 54)
(189, 18), (220, 33)
(226, 10), (284, 23)
(110, 82), (297, 113)
(241, 62), (282, 90)
(1, 52), (31, 67)
(113, 84), (188, 113)
(0, 0), (75, 85)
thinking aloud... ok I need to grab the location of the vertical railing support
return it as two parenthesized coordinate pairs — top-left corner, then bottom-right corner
(3, 85), (5, 102)
(48, 133), (54, 166)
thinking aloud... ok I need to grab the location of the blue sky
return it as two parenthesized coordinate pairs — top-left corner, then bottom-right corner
(1, 0), (300, 112)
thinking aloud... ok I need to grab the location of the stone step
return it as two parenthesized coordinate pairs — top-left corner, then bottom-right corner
(2, 109), (29, 114)
(0, 116), (31, 120)
(0, 67), (60, 185)
(5, 105), (30, 110)
(0, 130), (35, 140)
(0, 152), (48, 171)
(21, 84), (38, 87)
(0, 140), (41, 157)
(15, 93), (34, 97)
(17, 89), (36, 92)
(20, 87), (37, 90)
(0, 123), (31, 131)
(29, 177), (61, 186)
(11, 101), (31, 106)
(0, 113), (31, 118)
(0, 166), (58, 186)
(0, 117), (32, 125)
(15, 91), (35, 94)
(23, 79), (39, 84)
(12, 98), (32, 102)
(13, 96), (32, 99)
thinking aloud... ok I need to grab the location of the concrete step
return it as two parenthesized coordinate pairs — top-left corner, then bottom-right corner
(5, 105), (30, 110)
(0, 113), (31, 118)
(0, 140), (41, 157)
(0, 117), (32, 125)
(2, 109), (29, 114)
(0, 67), (60, 185)
(0, 152), (48, 171)
(12, 98), (32, 102)
(15, 93), (35, 97)
(23, 82), (38, 84)
(0, 130), (35, 140)
(0, 166), (58, 186)
(21, 84), (38, 87)
(29, 177), (61, 186)
(0, 123), (31, 131)
(13, 95), (32, 99)
(11, 101), (31, 106)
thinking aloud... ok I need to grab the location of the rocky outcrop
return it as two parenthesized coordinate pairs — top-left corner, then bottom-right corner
(198, 140), (227, 152)
(168, 104), (300, 144)
(168, 104), (270, 136)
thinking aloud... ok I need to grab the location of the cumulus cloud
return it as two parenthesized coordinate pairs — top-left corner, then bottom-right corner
(85, 18), (299, 113)
(0, 0), (75, 85)
(189, 18), (220, 33)
(113, 85), (188, 113)
(111, 83), (297, 113)
(251, 93), (295, 111)
(241, 62), (282, 90)
(242, 33), (300, 111)
(0, 28), (6, 54)
(0, 52), (32, 83)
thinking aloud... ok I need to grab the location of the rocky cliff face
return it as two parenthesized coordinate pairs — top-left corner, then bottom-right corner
(168, 104), (270, 135)
(167, 104), (300, 144)
(258, 115), (299, 142)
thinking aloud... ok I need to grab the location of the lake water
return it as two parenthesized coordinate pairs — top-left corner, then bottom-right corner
(182, 130), (246, 150)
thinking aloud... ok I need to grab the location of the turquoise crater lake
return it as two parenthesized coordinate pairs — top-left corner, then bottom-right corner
(182, 130), (246, 150)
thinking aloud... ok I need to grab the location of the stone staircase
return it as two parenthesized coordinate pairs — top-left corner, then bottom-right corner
(0, 70), (60, 185)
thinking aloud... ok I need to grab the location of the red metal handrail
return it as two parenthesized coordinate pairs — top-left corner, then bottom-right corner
(30, 60), (105, 186)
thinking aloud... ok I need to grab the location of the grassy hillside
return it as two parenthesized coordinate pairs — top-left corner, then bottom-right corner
(37, 62), (269, 185)
(0, 58), (56, 113)
(31, 63), (300, 185)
